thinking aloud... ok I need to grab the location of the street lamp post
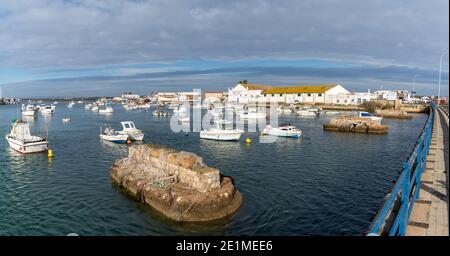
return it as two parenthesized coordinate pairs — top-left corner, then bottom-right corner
(438, 51), (448, 106)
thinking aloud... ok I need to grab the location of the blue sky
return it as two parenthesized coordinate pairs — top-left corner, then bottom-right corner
(0, 0), (448, 97)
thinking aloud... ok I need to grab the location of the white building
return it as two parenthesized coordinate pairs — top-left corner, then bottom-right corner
(374, 90), (411, 102)
(227, 82), (351, 105)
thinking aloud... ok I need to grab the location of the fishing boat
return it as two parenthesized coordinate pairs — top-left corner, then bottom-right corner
(5, 120), (48, 153)
(40, 105), (55, 114)
(262, 123), (302, 138)
(21, 104), (36, 116)
(99, 106), (114, 114)
(358, 111), (382, 124)
(117, 121), (144, 141)
(100, 126), (129, 143)
(200, 120), (244, 141)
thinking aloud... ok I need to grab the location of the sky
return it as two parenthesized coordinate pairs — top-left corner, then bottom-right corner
(0, 0), (448, 98)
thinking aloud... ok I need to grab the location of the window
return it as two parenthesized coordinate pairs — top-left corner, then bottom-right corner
(272, 94), (275, 97)
(124, 124), (130, 128)
(307, 93), (311, 97)
(297, 94), (301, 96)
(318, 93), (322, 97)
(337, 100), (340, 103)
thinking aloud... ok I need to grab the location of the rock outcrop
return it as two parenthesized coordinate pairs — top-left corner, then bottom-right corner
(110, 144), (243, 222)
(374, 109), (412, 119)
(323, 116), (389, 134)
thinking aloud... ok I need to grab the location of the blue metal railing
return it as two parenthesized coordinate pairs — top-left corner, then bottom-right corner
(367, 103), (435, 236)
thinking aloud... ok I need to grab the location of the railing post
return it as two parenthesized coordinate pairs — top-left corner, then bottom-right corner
(399, 162), (411, 235)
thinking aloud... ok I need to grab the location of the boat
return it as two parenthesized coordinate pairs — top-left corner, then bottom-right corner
(297, 108), (317, 116)
(62, 118), (71, 123)
(77, 100), (83, 104)
(238, 109), (266, 119)
(323, 110), (340, 115)
(200, 120), (244, 141)
(5, 120), (48, 153)
(358, 111), (382, 124)
(40, 105), (55, 114)
(100, 126), (129, 143)
(67, 101), (75, 108)
(117, 121), (144, 141)
(99, 106), (114, 114)
(262, 123), (302, 138)
(84, 104), (92, 110)
(21, 104), (36, 116)
(91, 105), (99, 112)
(153, 109), (170, 117)
(53, 101), (58, 105)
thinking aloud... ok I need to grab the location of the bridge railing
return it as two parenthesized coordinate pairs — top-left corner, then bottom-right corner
(367, 103), (435, 236)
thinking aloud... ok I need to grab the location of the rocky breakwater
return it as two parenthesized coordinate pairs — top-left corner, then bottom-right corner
(110, 144), (243, 222)
(374, 109), (412, 119)
(323, 116), (389, 134)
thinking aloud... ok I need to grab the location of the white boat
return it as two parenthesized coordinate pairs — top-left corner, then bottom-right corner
(67, 101), (75, 108)
(297, 108), (317, 116)
(117, 121), (144, 141)
(239, 109), (266, 119)
(100, 126), (129, 143)
(153, 109), (170, 117)
(62, 118), (71, 123)
(358, 111), (382, 124)
(99, 106), (114, 114)
(5, 120), (48, 154)
(200, 120), (244, 141)
(53, 101), (58, 105)
(21, 104), (36, 116)
(84, 104), (92, 110)
(262, 124), (302, 138)
(41, 105), (55, 114)
(91, 105), (99, 112)
(77, 100), (83, 104)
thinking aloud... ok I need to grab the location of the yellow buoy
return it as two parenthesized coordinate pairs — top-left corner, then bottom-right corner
(48, 149), (53, 157)
(245, 138), (252, 143)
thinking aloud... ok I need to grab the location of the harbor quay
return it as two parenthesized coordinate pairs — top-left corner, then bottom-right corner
(0, 83), (447, 236)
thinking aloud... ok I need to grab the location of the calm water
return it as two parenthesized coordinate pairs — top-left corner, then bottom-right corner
(0, 103), (427, 235)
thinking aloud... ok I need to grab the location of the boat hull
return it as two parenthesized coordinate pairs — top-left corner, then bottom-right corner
(100, 134), (129, 143)
(5, 135), (48, 154)
(200, 131), (242, 141)
(22, 110), (36, 116)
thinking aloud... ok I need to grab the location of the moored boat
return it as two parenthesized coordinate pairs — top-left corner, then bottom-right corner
(5, 120), (48, 153)
(262, 123), (302, 138)
(117, 121), (144, 141)
(21, 104), (36, 116)
(100, 126), (129, 143)
(200, 120), (243, 141)
(358, 111), (382, 124)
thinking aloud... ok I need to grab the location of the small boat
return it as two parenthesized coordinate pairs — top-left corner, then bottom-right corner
(5, 120), (48, 153)
(262, 123), (302, 138)
(117, 121), (144, 141)
(100, 126), (129, 143)
(41, 105), (55, 114)
(200, 120), (244, 141)
(297, 108), (317, 116)
(53, 101), (58, 105)
(21, 104), (36, 116)
(239, 109), (266, 119)
(67, 101), (75, 108)
(91, 105), (99, 112)
(77, 100), (83, 104)
(153, 109), (170, 117)
(358, 111), (382, 124)
(84, 104), (92, 110)
(62, 118), (71, 123)
(99, 106), (114, 114)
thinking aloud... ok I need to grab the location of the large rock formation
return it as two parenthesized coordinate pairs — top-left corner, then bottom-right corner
(323, 116), (389, 134)
(110, 144), (243, 222)
(374, 109), (412, 119)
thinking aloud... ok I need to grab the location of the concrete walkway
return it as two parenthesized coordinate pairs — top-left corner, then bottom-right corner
(406, 107), (449, 236)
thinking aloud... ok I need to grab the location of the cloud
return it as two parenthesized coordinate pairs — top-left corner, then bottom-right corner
(0, 0), (448, 70)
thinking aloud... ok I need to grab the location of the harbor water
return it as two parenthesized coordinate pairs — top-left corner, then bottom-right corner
(0, 103), (428, 235)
